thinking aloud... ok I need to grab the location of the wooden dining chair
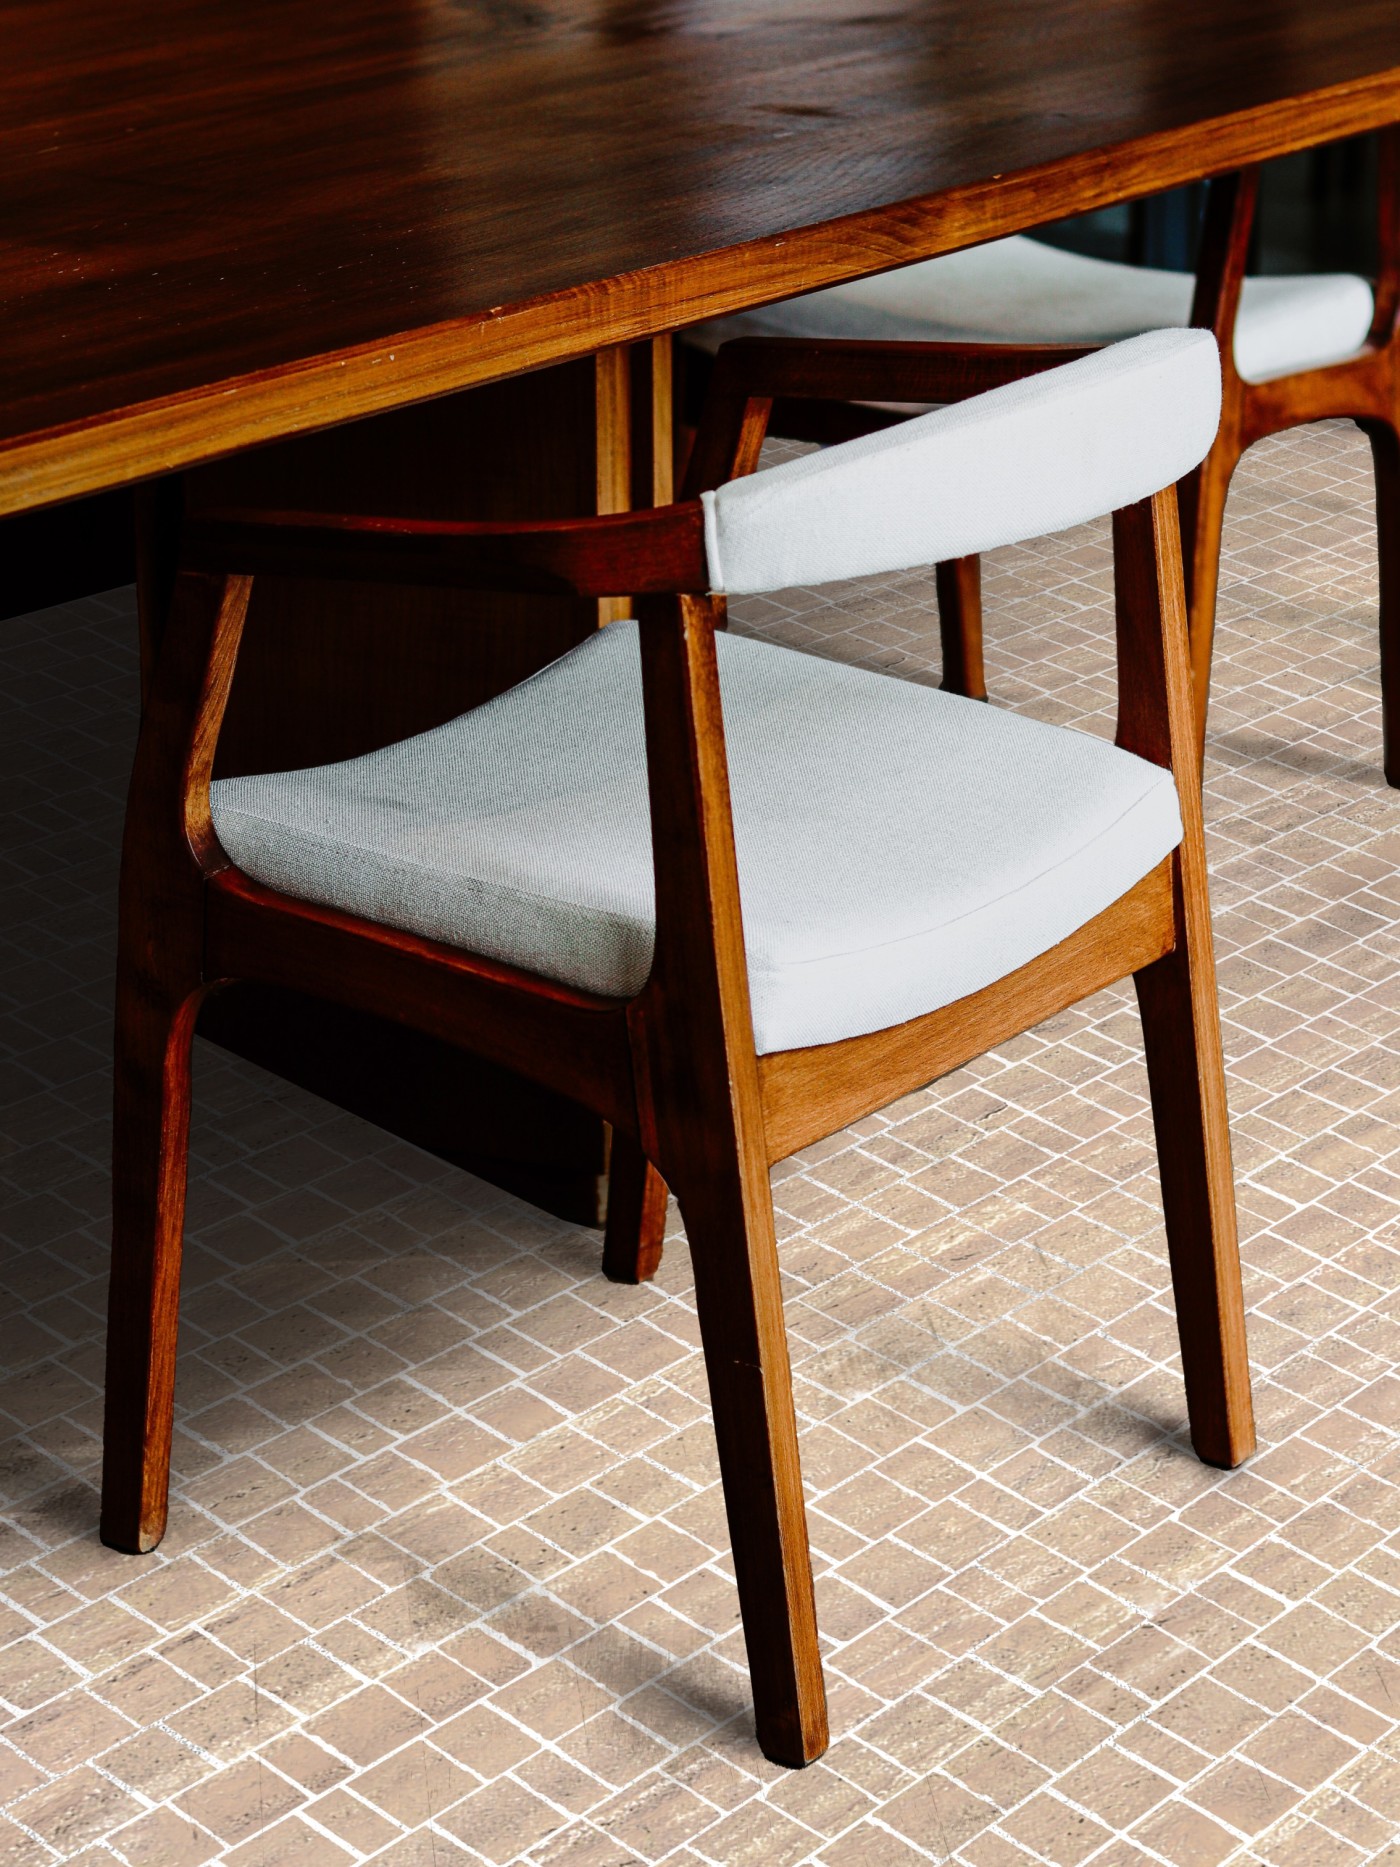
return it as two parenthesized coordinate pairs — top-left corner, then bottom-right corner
(102, 328), (1254, 1768)
(688, 139), (1400, 775)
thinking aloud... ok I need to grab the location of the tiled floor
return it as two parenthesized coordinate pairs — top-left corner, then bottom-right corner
(6, 422), (1400, 1866)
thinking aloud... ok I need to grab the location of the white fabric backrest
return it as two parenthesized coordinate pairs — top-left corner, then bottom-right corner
(700, 328), (1221, 595)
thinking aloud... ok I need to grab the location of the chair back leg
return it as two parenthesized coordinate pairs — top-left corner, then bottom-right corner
(935, 555), (988, 700)
(601, 1130), (669, 1283)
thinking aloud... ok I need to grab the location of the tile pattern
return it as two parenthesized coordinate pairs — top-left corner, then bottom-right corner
(5, 421), (1400, 1865)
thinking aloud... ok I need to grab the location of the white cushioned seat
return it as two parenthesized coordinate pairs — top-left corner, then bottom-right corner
(211, 620), (1183, 1055)
(688, 234), (1374, 385)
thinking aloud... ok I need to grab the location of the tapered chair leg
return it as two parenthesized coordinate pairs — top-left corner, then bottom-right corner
(1134, 919), (1254, 1471)
(1361, 418), (1400, 787)
(1113, 489), (1253, 1471)
(101, 570), (250, 1555)
(1178, 442), (1241, 757)
(602, 1130), (669, 1283)
(935, 555), (987, 700)
(101, 976), (204, 1554)
(675, 1160), (827, 1767)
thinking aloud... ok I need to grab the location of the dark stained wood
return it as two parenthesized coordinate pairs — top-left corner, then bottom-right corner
(642, 337), (676, 510)
(8, 1), (1400, 512)
(630, 590), (828, 1766)
(601, 1128), (670, 1285)
(1366, 414), (1400, 785)
(204, 871), (638, 1137)
(1172, 167), (1260, 733)
(702, 340), (1099, 411)
(183, 501), (709, 599)
(1373, 123), (1400, 344)
(596, 345), (634, 627)
(102, 569), (251, 1554)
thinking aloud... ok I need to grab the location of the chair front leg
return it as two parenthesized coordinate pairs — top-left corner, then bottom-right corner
(102, 569), (252, 1553)
(635, 595), (826, 1766)
(1176, 425), (1244, 758)
(665, 1136), (827, 1767)
(1113, 493), (1254, 1469)
(102, 974), (207, 1552)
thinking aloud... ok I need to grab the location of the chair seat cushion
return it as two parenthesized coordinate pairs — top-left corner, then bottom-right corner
(210, 621), (1183, 1055)
(689, 235), (1375, 386)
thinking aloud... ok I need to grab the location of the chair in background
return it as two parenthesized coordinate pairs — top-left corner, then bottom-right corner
(102, 329), (1253, 1768)
(688, 136), (1400, 776)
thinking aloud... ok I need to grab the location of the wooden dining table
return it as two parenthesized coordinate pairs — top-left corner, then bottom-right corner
(8, 0), (1400, 1222)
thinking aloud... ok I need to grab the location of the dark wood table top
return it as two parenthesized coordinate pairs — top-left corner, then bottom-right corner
(7, 0), (1400, 514)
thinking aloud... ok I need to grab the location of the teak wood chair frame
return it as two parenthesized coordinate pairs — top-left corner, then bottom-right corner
(103, 342), (1254, 1767)
(729, 136), (1400, 776)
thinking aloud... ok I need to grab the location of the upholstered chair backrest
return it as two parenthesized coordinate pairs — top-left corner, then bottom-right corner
(700, 328), (1222, 595)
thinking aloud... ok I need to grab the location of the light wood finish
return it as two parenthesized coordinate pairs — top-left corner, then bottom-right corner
(102, 343), (1253, 1764)
(7, 2), (1400, 514)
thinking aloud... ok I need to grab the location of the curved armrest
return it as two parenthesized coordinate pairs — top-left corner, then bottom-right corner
(701, 331), (1222, 597)
(181, 500), (709, 600)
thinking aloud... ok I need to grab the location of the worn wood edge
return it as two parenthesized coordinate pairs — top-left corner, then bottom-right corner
(758, 861), (1176, 1162)
(7, 68), (1400, 517)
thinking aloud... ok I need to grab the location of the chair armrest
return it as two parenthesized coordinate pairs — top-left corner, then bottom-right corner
(181, 501), (710, 600)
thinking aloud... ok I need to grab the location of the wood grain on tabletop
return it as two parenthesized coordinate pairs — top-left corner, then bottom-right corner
(6, 0), (1400, 509)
